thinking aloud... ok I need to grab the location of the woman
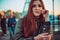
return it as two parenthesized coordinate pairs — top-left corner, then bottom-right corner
(13, 0), (52, 40)
(8, 10), (16, 39)
(0, 11), (6, 35)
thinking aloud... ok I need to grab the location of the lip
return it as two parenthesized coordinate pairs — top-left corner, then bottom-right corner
(35, 11), (40, 13)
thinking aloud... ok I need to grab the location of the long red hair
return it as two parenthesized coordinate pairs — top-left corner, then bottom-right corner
(21, 0), (45, 37)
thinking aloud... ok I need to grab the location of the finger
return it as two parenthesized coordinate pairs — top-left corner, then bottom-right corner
(42, 35), (49, 38)
(42, 33), (48, 35)
(48, 34), (53, 37)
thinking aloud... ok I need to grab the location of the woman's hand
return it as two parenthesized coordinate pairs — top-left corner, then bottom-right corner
(48, 34), (53, 40)
(12, 25), (14, 27)
(34, 33), (50, 40)
(42, 9), (48, 17)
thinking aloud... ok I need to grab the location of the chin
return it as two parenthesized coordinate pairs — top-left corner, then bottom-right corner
(35, 15), (40, 17)
(35, 14), (40, 16)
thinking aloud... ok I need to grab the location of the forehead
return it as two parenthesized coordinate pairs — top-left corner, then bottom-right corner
(33, 0), (41, 5)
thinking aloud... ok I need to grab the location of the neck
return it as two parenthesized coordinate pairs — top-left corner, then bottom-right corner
(35, 16), (40, 19)
(33, 15), (40, 19)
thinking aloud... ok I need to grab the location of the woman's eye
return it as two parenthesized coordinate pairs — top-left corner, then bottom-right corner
(32, 4), (41, 7)
(33, 5), (36, 7)
(38, 5), (41, 7)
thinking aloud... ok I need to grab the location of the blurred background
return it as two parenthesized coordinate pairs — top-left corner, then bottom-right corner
(0, 0), (60, 40)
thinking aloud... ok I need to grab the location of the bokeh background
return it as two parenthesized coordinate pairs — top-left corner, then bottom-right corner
(0, 0), (60, 40)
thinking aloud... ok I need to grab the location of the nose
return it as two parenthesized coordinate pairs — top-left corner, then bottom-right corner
(36, 6), (39, 10)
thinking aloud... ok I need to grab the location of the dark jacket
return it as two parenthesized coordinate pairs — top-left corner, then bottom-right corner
(1, 17), (6, 27)
(0, 17), (6, 34)
(13, 18), (51, 40)
(8, 16), (16, 27)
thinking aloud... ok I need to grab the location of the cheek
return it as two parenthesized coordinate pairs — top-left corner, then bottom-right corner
(39, 7), (43, 11)
(32, 8), (35, 13)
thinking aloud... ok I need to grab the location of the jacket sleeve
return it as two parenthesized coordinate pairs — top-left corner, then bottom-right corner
(12, 17), (16, 25)
(12, 19), (34, 40)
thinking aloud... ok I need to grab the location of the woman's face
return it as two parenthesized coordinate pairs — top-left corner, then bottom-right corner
(32, 0), (43, 17)
(0, 12), (5, 16)
(9, 11), (14, 16)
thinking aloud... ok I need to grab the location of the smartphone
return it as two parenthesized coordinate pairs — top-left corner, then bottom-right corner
(43, 21), (51, 34)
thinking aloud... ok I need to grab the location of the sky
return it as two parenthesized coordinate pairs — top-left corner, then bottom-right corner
(0, 0), (25, 12)
(43, 0), (60, 15)
(0, 0), (60, 15)
(54, 0), (60, 15)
